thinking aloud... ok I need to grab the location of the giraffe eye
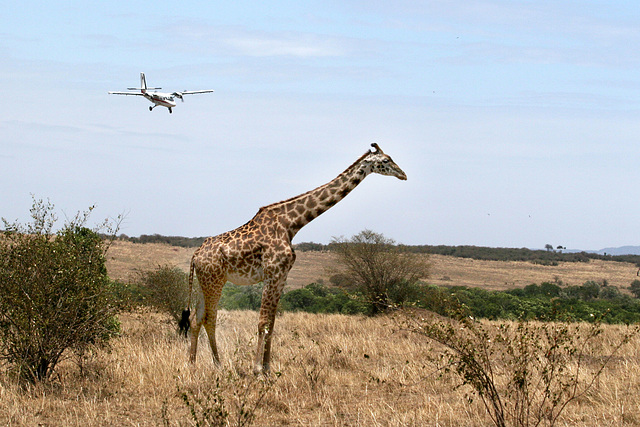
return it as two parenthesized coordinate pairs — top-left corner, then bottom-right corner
(383, 159), (389, 164)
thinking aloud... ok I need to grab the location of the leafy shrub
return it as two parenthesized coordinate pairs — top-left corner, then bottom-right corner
(599, 284), (622, 300)
(629, 279), (640, 298)
(423, 282), (640, 324)
(280, 283), (367, 315)
(281, 287), (317, 312)
(0, 198), (120, 382)
(136, 265), (191, 324)
(108, 279), (148, 312)
(219, 283), (264, 311)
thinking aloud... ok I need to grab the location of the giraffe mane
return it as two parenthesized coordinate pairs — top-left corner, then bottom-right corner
(256, 146), (375, 212)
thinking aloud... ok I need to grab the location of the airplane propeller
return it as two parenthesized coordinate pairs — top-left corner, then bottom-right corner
(173, 92), (185, 102)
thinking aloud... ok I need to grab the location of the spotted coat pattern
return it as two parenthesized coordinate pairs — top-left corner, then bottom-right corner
(188, 143), (407, 373)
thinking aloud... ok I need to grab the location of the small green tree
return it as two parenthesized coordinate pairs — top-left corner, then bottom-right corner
(629, 279), (640, 298)
(136, 265), (190, 325)
(0, 198), (120, 382)
(599, 284), (622, 300)
(330, 230), (429, 315)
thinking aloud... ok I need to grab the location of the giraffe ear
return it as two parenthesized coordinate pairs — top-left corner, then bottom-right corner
(370, 143), (384, 154)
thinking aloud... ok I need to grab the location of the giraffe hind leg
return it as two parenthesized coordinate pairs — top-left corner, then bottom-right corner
(201, 277), (225, 365)
(203, 315), (221, 364)
(189, 297), (205, 363)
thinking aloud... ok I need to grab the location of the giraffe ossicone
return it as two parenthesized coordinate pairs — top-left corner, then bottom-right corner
(184, 143), (406, 374)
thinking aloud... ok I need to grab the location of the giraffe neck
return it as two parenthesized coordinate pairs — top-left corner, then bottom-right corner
(264, 154), (372, 241)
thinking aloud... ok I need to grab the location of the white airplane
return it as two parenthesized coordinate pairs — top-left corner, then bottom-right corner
(109, 72), (214, 113)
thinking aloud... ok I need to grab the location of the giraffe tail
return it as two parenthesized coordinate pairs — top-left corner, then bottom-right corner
(178, 257), (195, 337)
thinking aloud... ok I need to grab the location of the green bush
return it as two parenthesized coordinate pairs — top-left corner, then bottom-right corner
(280, 283), (367, 314)
(219, 283), (264, 311)
(629, 279), (640, 298)
(599, 284), (623, 300)
(136, 265), (191, 324)
(108, 279), (148, 312)
(0, 199), (120, 382)
(281, 287), (317, 312)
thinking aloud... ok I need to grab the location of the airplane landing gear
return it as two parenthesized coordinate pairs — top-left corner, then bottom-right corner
(148, 104), (173, 113)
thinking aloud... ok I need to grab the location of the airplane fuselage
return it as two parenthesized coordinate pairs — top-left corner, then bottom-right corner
(144, 91), (177, 108)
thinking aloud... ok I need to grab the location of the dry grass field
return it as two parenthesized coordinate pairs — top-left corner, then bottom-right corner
(1, 310), (639, 426)
(105, 240), (639, 292)
(2, 241), (640, 426)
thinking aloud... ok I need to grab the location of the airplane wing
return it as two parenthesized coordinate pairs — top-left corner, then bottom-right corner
(176, 90), (215, 95)
(108, 91), (145, 96)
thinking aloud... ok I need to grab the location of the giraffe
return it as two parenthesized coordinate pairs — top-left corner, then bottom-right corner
(185, 143), (407, 373)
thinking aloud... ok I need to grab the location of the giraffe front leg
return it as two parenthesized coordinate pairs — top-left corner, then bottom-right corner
(254, 278), (287, 374)
(254, 316), (278, 374)
(203, 309), (221, 365)
(253, 248), (294, 374)
(262, 315), (277, 372)
(253, 317), (269, 375)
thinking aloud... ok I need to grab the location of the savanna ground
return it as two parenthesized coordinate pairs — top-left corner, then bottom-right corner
(1, 310), (639, 426)
(2, 241), (640, 426)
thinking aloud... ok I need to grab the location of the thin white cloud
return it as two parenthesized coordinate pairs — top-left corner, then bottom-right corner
(157, 22), (351, 58)
(223, 35), (344, 58)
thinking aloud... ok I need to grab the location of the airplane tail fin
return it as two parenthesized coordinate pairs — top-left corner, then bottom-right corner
(127, 72), (160, 92)
(140, 72), (147, 93)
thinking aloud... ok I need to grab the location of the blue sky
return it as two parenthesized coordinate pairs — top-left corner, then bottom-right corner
(2, 1), (640, 250)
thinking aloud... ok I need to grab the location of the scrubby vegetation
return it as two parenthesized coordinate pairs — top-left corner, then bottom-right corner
(0, 199), (120, 382)
(199, 279), (640, 325)
(402, 308), (638, 427)
(118, 262), (640, 325)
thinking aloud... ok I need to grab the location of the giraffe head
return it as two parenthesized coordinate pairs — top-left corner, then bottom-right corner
(362, 143), (407, 180)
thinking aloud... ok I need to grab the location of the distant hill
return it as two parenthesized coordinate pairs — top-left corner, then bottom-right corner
(596, 246), (640, 256)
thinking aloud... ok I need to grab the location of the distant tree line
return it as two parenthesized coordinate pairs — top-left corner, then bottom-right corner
(117, 233), (208, 248)
(400, 244), (640, 266)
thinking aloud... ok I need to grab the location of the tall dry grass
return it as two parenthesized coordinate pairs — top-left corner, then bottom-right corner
(1, 310), (639, 426)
